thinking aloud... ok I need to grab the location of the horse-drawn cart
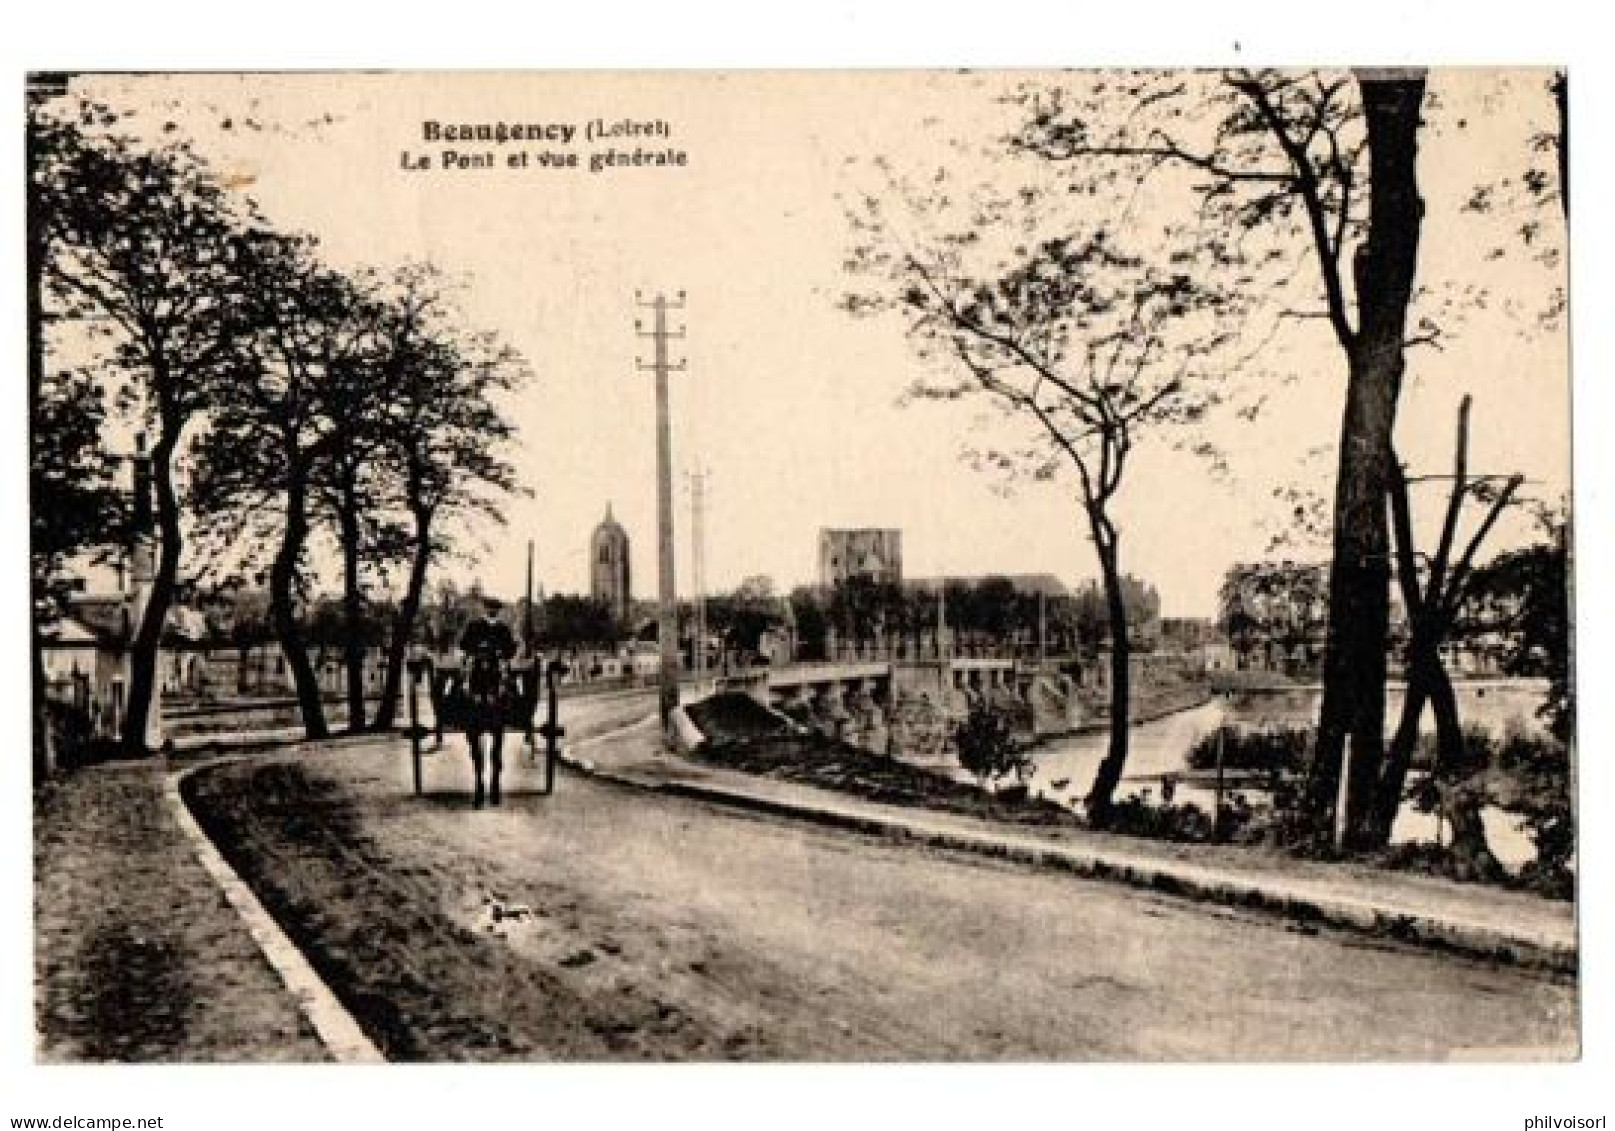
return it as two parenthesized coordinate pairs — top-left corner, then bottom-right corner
(405, 654), (569, 801)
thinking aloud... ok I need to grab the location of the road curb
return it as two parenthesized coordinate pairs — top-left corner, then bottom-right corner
(563, 722), (1577, 978)
(165, 751), (387, 1064)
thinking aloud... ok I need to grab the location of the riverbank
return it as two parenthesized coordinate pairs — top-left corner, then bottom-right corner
(569, 719), (1578, 977)
(1063, 680), (1213, 739)
(688, 678), (1570, 909)
(694, 732), (1081, 828)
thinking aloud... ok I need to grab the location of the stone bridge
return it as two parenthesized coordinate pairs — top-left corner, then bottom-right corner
(710, 658), (1084, 762)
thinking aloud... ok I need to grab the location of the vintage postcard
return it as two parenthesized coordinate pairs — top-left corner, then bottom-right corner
(27, 68), (1576, 1066)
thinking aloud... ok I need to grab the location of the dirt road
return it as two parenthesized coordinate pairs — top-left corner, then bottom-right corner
(184, 696), (1576, 1061)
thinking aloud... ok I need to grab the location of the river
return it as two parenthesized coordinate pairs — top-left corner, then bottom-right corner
(1025, 678), (1551, 869)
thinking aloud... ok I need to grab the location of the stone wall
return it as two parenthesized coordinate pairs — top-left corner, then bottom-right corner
(887, 665), (1085, 768)
(1027, 673), (1084, 736)
(748, 660), (1087, 768)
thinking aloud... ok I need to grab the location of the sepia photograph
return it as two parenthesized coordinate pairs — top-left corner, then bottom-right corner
(16, 36), (1593, 1108)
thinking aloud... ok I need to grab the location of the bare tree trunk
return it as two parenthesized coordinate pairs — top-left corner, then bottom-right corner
(1308, 73), (1427, 843)
(1309, 357), (1397, 833)
(1373, 650), (1428, 842)
(374, 507), (432, 732)
(123, 420), (182, 756)
(270, 470), (328, 739)
(1444, 794), (1503, 882)
(1371, 397), (1519, 848)
(1418, 656), (1502, 881)
(1084, 508), (1131, 826)
(1425, 659), (1469, 785)
(336, 477), (367, 733)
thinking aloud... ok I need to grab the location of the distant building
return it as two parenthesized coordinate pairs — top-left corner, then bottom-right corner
(590, 504), (632, 623)
(1158, 616), (1217, 652)
(818, 527), (903, 589)
(38, 436), (166, 747)
(1159, 616), (1235, 672)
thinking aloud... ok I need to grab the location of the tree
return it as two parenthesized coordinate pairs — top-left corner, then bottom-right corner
(417, 580), (479, 656)
(1460, 70), (1568, 311)
(848, 209), (1231, 822)
(1057, 585), (1110, 656)
(217, 585), (274, 694)
(29, 364), (125, 774)
(955, 700), (1033, 793)
(1070, 574), (1161, 652)
(1366, 73), (1569, 850)
(1463, 515), (1571, 742)
(968, 576), (1021, 644)
(35, 98), (251, 754)
(29, 89), (127, 776)
(706, 576), (788, 660)
(1013, 69), (1430, 838)
(1450, 502), (1572, 886)
(309, 272), (409, 733)
(732, 574), (777, 605)
(788, 586), (830, 661)
(535, 595), (621, 652)
(370, 267), (526, 731)
(1370, 395), (1523, 852)
(191, 232), (373, 739)
(1216, 562), (1329, 674)
(827, 574), (905, 653)
(29, 367), (125, 614)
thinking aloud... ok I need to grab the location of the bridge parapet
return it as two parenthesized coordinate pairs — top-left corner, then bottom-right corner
(766, 661), (892, 689)
(947, 657), (1016, 672)
(692, 657), (1082, 760)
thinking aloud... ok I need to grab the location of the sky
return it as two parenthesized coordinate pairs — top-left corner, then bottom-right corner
(72, 70), (1570, 617)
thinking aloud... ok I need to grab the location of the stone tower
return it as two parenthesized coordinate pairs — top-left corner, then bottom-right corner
(590, 504), (632, 624)
(818, 528), (903, 589)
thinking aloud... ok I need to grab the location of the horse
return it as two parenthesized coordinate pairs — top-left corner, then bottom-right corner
(432, 656), (541, 808)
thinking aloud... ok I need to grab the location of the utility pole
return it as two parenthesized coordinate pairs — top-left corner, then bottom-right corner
(523, 539), (536, 655)
(636, 291), (686, 726)
(523, 538), (538, 758)
(687, 466), (709, 684)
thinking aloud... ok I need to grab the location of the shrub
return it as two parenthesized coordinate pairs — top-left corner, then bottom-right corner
(1186, 724), (1310, 775)
(1378, 840), (1465, 878)
(994, 783), (1031, 806)
(1516, 851), (1575, 901)
(1216, 790), (1259, 842)
(1408, 722), (1496, 773)
(1406, 721), (1573, 895)
(1505, 730), (1575, 899)
(1226, 773), (1335, 852)
(954, 702), (1033, 790)
(1105, 792), (1215, 842)
(44, 700), (124, 771)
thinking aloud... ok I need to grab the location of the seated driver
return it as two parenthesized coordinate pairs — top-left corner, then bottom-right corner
(460, 593), (517, 806)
